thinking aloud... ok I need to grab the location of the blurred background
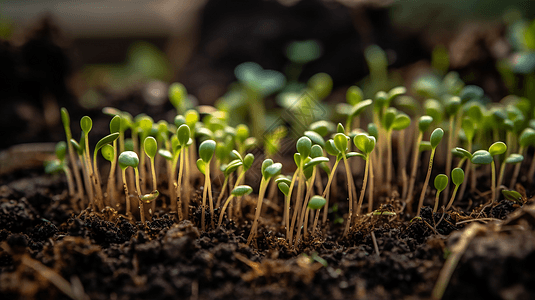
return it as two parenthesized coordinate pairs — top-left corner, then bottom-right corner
(1, 0), (535, 150)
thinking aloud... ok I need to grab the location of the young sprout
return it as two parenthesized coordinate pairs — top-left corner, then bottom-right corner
(101, 144), (116, 207)
(45, 142), (75, 198)
(217, 185), (253, 228)
(247, 159), (282, 244)
(276, 176), (292, 238)
(215, 157), (242, 208)
(92, 132), (120, 210)
(512, 128), (535, 186)
(406, 116), (433, 206)
(500, 154), (523, 192)
(488, 142), (507, 202)
(60, 108), (84, 201)
(456, 117), (476, 202)
(70, 138), (93, 209)
(175, 124), (191, 221)
(197, 139), (216, 230)
(306, 195), (326, 238)
(443, 96), (461, 204)
(169, 82), (188, 115)
(80, 116), (96, 207)
(433, 174), (448, 213)
(416, 128), (444, 217)
(118, 151), (140, 220)
(383, 108), (411, 192)
(333, 131), (363, 237)
(353, 133), (376, 215)
(446, 168), (464, 210)
(288, 136), (312, 243)
(144, 136), (159, 215)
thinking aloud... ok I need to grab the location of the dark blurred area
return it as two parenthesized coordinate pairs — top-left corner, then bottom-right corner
(1, 0), (535, 150)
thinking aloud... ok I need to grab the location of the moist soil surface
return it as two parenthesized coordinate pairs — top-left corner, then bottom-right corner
(1, 165), (534, 300)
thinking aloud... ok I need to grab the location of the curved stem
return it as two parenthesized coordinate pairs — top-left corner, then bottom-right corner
(247, 178), (269, 244)
(342, 156), (353, 237)
(356, 156), (369, 216)
(491, 160), (496, 203)
(176, 148), (185, 221)
(121, 168), (131, 218)
(289, 162), (304, 244)
(201, 172), (209, 231)
(285, 170), (299, 242)
(433, 191), (440, 213)
(443, 116), (454, 207)
(322, 159), (340, 224)
(406, 132), (423, 206)
(217, 194), (235, 228)
(417, 148), (436, 217)
(446, 185), (460, 210)
(134, 167), (145, 224)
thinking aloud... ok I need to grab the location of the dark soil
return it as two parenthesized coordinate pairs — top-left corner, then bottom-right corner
(1, 165), (534, 300)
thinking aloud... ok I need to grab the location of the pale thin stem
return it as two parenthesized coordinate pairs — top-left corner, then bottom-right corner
(446, 185), (460, 210)
(433, 192), (440, 213)
(322, 160), (340, 224)
(106, 141), (118, 208)
(207, 167), (215, 228)
(247, 178), (269, 244)
(356, 157), (369, 216)
(342, 156), (353, 237)
(368, 155), (375, 213)
(201, 171), (209, 231)
(406, 132), (423, 207)
(312, 207), (321, 236)
(386, 130), (393, 192)
(285, 170), (299, 241)
(121, 169), (131, 218)
(417, 148), (436, 217)
(218, 195), (235, 228)
(150, 157), (157, 215)
(294, 170), (316, 248)
(510, 147), (525, 189)
(79, 153), (93, 210)
(444, 116), (454, 206)
(491, 160), (496, 203)
(176, 148), (185, 221)
(215, 176), (229, 208)
(288, 163), (304, 244)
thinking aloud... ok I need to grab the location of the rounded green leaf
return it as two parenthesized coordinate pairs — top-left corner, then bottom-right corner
(185, 109), (199, 129)
(461, 118), (475, 142)
(304, 157), (329, 169)
(471, 150), (492, 164)
(278, 182), (290, 196)
(158, 149), (173, 161)
(324, 139), (339, 156)
(231, 185), (253, 197)
(308, 73), (333, 99)
(304, 131), (325, 147)
(337, 123), (345, 133)
(424, 99), (444, 124)
(296, 136), (312, 158)
(418, 115), (434, 133)
(101, 144), (115, 162)
(140, 190), (159, 203)
(309, 120), (335, 137)
(367, 123), (378, 139)
(365, 136), (376, 154)
(505, 154), (524, 164)
(109, 115), (121, 134)
(196, 158), (206, 175)
(308, 195), (327, 210)
(243, 153), (254, 171)
(80, 116), (92, 133)
(169, 82), (187, 110)
(137, 116), (153, 133)
(263, 162), (282, 179)
(55, 141), (67, 161)
(350, 99), (373, 118)
(454, 147), (472, 160)
(224, 160), (242, 176)
(519, 128), (535, 147)
(144, 136), (158, 159)
(199, 140), (216, 163)
(96, 133), (120, 152)
(346, 85), (363, 105)
(118, 151), (139, 170)
(434, 174), (448, 192)
(451, 168), (464, 186)
(275, 176), (292, 185)
(430, 128), (444, 149)
(466, 101), (484, 122)
(502, 190), (523, 202)
(174, 115), (186, 128)
(177, 124), (191, 147)
(383, 107), (397, 130)
(354, 133), (368, 153)
(45, 159), (64, 174)
(236, 124), (250, 143)
(387, 86), (406, 103)
(489, 141), (507, 156)
(444, 96), (461, 116)
(392, 112), (411, 131)
(310, 144), (324, 158)
(346, 152), (366, 159)
(333, 133), (348, 153)
(374, 91), (388, 108)
(261, 159), (274, 175)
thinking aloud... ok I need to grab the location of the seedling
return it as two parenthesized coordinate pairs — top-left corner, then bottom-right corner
(353, 133), (376, 215)
(197, 139), (216, 230)
(217, 185), (253, 228)
(92, 132), (120, 209)
(175, 124), (191, 220)
(445, 168), (464, 210)
(443, 95), (461, 203)
(416, 128), (444, 217)
(247, 159), (282, 244)
(144, 136), (159, 214)
(470, 142), (507, 203)
(499, 154), (523, 192)
(512, 128), (535, 186)
(433, 174), (448, 213)
(501, 189), (523, 203)
(104, 115), (121, 207)
(406, 116), (433, 205)
(382, 108), (411, 192)
(306, 195), (326, 238)
(60, 108), (84, 201)
(118, 151), (141, 221)
(45, 142), (75, 197)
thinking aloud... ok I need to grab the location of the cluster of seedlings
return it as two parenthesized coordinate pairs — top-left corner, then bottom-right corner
(45, 72), (535, 249)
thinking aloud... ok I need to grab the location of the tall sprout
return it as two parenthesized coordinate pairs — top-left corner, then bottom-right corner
(60, 108), (84, 201)
(416, 128), (444, 217)
(197, 140), (216, 230)
(406, 116), (433, 208)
